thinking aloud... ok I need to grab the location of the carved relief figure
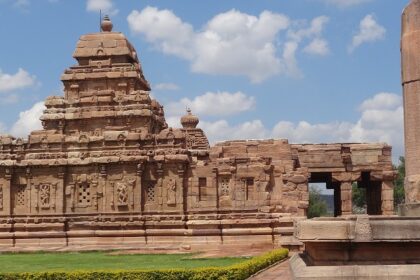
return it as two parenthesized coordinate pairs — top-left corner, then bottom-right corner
(116, 182), (128, 206)
(167, 178), (176, 205)
(39, 184), (51, 208)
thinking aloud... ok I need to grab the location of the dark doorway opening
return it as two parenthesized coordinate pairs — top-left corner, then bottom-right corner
(309, 172), (338, 217)
(357, 172), (382, 215)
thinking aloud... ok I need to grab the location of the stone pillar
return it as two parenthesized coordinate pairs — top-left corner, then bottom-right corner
(402, 0), (420, 205)
(177, 163), (186, 213)
(212, 168), (219, 210)
(156, 162), (164, 209)
(340, 181), (352, 216)
(57, 169), (65, 214)
(3, 168), (12, 216)
(135, 162), (144, 213)
(26, 167), (32, 214)
(381, 181), (394, 215)
(99, 165), (107, 212)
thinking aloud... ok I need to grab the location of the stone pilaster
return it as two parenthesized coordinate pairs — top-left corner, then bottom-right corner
(177, 163), (186, 212)
(381, 180), (394, 215)
(57, 169), (65, 214)
(3, 168), (12, 216)
(99, 165), (107, 212)
(26, 167), (32, 214)
(340, 181), (352, 216)
(212, 167), (219, 210)
(135, 162), (144, 213)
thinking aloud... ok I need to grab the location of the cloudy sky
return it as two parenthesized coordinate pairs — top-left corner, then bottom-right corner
(0, 0), (408, 161)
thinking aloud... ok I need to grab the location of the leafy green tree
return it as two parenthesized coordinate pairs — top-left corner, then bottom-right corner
(352, 183), (366, 209)
(394, 156), (405, 207)
(308, 186), (328, 218)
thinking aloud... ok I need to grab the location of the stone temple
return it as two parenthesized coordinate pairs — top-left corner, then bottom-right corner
(0, 16), (396, 250)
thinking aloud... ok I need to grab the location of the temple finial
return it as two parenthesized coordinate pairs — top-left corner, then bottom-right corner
(101, 15), (113, 32)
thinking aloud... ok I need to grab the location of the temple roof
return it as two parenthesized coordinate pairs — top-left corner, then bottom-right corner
(73, 32), (138, 61)
(72, 16), (139, 63)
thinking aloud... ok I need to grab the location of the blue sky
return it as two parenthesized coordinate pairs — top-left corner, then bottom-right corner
(0, 0), (408, 161)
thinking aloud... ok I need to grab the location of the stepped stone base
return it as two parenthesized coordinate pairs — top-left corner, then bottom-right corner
(0, 213), (302, 252)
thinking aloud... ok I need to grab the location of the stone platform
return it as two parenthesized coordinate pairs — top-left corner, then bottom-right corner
(291, 216), (420, 279)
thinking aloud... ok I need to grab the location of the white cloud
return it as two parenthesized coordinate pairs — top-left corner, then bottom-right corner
(349, 14), (386, 52)
(358, 92), (401, 111)
(0, 68), (37, 93)
(128, 8), (332, 82)
(165, 91), (255, 117)
(303, 38), (330, 56)
(272, 121), (353, 143)
(287, 16), (329, 43)
(282, 41), (301, 78)
(10, 101), (45, 137)
(128, 7), (293, 83)
(200, 120), (268, 143)
(192, 10), (290, 83)
(154, 83), (180, 91)
(284, 16), (330, 75)
(350, 93), (403, 153)
(178, 92), (403, 159)
(127, 7), (194, 59)
(86, 0), (118, 16)
(322, 0), (373, 8)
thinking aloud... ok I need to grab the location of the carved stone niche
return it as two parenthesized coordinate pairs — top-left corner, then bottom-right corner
(67, 174), (99, 210)
(219, 176), (231, 197)
(165, 177), (176, 206)
(34, 183), (58, 210)
(112, 177), (136, 208)
(143, 180), (154, 204)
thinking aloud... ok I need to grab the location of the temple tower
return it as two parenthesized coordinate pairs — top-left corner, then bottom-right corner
(402, 0), (420, 206)
(40, 16), (167, 137)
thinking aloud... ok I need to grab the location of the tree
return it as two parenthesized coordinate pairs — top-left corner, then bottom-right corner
(307, 186), (328, 218)
(352, 183), (366, 208)
(394, 156), (405, 207)
(352, 183), (366, 214)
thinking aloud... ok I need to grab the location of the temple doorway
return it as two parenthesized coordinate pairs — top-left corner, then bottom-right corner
(308, 172), (337, 217)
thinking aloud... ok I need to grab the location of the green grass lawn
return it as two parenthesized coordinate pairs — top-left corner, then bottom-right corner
(0, 252), (248, 273)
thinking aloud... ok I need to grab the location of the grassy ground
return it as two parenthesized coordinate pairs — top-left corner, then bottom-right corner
(0, 251), (247, 273)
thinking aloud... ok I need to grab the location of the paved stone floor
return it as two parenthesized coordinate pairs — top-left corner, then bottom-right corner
(249, 259), (292, 280)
